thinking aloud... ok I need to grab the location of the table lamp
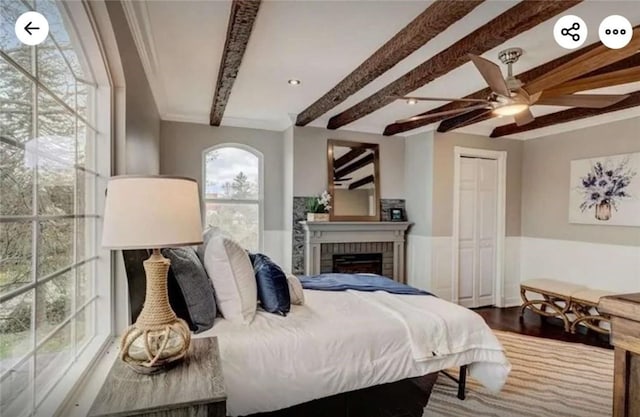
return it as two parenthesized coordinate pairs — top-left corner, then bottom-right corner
(102, 176), (203, 373)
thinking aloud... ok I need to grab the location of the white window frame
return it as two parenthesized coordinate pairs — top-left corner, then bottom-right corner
(202, 143), (264, 251)
(0, 1), (113, 416)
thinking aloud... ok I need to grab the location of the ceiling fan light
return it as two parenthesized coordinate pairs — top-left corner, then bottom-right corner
(493, 103), (529, 116)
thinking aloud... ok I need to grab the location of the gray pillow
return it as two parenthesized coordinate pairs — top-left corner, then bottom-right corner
(196, 227), (232, 264)
(162, 247), (216, 333)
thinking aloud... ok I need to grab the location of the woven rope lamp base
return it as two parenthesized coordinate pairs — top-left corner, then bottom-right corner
(120, 249), (191, 374)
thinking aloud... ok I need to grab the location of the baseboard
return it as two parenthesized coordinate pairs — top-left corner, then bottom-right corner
(504, 296), (522, 308)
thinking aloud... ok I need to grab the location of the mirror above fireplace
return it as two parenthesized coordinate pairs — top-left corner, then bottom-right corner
(327, 139), (380, 221)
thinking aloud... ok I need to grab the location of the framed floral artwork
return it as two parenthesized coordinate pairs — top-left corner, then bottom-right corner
(569, 152), (640, 226)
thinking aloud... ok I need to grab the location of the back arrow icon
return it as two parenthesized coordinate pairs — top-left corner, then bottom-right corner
(24, 21), (40, 35)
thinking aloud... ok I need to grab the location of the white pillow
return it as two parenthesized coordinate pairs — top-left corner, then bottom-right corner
(203, 236), (257, 324)
(286, 273), (305, 305)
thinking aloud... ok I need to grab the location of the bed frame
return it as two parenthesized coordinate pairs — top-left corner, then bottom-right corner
(122, 250), (440, 416)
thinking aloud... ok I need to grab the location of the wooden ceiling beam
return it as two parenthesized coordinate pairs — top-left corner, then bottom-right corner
(294, 0), (484, 127)
(209, 0), (261, 126)
(334, 153), (374, 179)
(349, 175), (374, 190)
(328, 0), (581, 131)
(334, 148), (366, 170)
(489, 90), (640, 138)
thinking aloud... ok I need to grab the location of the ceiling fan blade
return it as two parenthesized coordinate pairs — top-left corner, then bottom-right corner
(514, 109), (535, 126)
(395, 104), (489, 124)
(468, 54), (511, 97)
(535, 94), (630, 108)
(541, 66), (640, 97)
(523, 27), (640, 94)
(395, 96), (489, 103)
(528, 91), (542, 105)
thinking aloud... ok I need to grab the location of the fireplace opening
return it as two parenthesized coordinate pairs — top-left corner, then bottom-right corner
(333, 253), (383, 275)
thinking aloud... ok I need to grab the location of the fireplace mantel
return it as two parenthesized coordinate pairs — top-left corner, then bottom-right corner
(300, 221), (412, 282)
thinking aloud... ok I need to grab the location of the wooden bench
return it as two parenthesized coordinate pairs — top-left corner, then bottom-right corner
(520, 279), (613, 334)
(570, 289), (613, 335)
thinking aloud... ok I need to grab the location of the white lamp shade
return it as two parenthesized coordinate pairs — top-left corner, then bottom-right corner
(102, 176), (203, 249)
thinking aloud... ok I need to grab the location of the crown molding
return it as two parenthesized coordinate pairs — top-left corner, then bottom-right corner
(121, 0), (167, 115)
(161, 113), (293, 132)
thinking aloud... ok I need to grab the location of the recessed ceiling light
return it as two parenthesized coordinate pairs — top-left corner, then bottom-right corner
(406, 98), (418, 105)
(288, 79), (301, 86)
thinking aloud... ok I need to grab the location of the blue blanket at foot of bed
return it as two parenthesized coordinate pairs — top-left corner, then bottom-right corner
(299, 273), (432, 296)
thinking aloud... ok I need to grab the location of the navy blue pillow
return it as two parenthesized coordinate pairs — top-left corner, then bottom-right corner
(249, 253), (290, 316)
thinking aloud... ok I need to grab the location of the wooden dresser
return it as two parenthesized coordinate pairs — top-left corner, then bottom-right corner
(599, 294), (640, 417)
(89, 337), (226, 417)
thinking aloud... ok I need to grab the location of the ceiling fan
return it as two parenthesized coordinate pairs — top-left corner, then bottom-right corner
(394, 48), (630, 127)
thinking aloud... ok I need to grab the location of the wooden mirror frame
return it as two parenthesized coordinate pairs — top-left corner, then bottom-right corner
(327, 139), (381, 221)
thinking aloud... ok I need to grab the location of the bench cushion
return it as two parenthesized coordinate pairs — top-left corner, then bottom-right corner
(572, 289), (615, 305)
(521, 279), (587, 298)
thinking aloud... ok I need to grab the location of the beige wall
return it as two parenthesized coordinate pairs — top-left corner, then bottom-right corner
(106, 0), (160, 175)
(160, 121), (287, 230)
(432, 131), (523, 237)
(293, 126), (405, 198)
(522, 117), (640, 246)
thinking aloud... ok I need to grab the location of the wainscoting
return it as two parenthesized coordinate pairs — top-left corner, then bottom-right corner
(520, 237), (640, 293)
(406, 236), (523, 307)
(405, 235), (639, 306)
(263, 230), (291, 272)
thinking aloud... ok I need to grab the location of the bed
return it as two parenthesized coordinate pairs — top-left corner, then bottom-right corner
(123, 250), (510, 417)
(195, 289), (510, 416)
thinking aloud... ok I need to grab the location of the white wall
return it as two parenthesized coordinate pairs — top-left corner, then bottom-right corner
(293, 126), (405, 198)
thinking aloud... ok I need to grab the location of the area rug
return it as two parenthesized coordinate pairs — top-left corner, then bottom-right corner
(424, 331), (614, 417)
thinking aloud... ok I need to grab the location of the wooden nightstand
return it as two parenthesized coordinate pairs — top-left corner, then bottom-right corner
(89, 337), (226, 417)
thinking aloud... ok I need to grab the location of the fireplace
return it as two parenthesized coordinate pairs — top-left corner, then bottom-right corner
(333, 253), (383, 275)
(320, 242), (394, 277)
(300, 221), (411, 282)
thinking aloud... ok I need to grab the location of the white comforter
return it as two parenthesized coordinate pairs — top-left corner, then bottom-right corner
(196, 290), (510, 416)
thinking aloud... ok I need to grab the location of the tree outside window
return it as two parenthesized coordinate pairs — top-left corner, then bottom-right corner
(203, 146), (262, 251)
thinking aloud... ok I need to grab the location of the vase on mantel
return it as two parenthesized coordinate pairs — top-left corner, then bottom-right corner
(595, 201), (612, 221)
(307, 213), (330, 222)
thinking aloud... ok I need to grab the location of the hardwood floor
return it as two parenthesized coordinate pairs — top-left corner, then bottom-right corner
(475, 306), (612, 349)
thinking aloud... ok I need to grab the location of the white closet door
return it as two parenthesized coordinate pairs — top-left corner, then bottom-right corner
(457, 157), (497, 308)
(458, 158), (477, 307)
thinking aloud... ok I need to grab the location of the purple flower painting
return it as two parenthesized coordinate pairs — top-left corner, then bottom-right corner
(569, 153), (640, 226)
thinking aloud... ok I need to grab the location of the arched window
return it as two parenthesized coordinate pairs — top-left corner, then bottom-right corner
(203, 145), (263, 251)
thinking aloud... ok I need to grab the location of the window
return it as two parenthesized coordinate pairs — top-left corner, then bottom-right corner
(0, 1), (110, 416)
(203, 145), (263, 251)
